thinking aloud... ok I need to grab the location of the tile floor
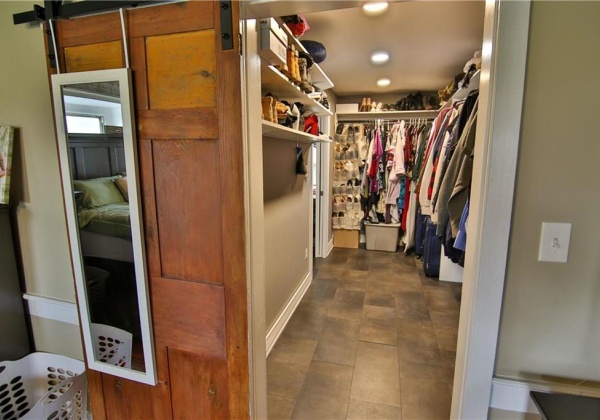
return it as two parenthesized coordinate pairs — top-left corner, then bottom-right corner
(267, 247), (462, 420)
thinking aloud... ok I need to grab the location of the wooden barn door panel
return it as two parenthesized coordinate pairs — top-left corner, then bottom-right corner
(50, 2), (248, 418)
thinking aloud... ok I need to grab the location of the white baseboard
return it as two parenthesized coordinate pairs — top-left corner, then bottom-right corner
(326, 238), (334, 257)
(265, 271), (312, 356)
(23, 294), (79, 326)
(491, 377), (600, 414)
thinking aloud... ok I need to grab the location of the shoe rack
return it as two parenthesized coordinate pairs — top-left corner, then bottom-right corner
(337, 109), (439, 122)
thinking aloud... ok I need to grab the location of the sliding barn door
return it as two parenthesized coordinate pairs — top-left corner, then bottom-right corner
(48, 2), (248, 418)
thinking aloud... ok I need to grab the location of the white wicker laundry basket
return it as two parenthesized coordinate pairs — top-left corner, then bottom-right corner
(90, 323), (132, 369)
(0, 352), (86, 420)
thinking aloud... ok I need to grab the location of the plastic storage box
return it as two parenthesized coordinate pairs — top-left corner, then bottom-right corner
(0, 352), (86, 420)
(365, 223), (401, 252)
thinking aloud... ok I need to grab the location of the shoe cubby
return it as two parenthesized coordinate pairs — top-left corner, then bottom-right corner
(332, 124), (363, 231)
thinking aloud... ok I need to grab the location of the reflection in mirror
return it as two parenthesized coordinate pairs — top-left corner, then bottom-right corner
(52, 70), (156, 385)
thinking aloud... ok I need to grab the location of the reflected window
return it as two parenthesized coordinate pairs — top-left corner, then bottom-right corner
(66, 114), (104, 134)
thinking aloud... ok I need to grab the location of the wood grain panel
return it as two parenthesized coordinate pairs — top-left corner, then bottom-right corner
(153, 139), (224, 282)
(64, 41), (123, 73)
(169, 348), (229, 419)
(58, 12), (121, 48)
(101, 374), (172, 419)
(128, 1), (214, 38)
(86, 370), (107, 420)
(138, 140), (161, 278)
(146, 31), (216, 110)
(213, 3), (250, 417)
(130, 37), (149, 111)
(152, 277), (226, 357)
(137, 108), (218, 140)
(56, 2), (213, 48)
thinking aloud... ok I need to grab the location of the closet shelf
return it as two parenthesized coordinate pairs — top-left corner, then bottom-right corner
(274, 17), (334, 91)
(336, 110), (439, 121)
(262, 121), (332, 144)
(261, 64), (333, 117)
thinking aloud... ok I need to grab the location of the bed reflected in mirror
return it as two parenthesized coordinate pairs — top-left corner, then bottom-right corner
(52, 69), (156, 385)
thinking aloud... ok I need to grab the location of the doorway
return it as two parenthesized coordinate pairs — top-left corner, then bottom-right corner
(241, 1), (531, 418)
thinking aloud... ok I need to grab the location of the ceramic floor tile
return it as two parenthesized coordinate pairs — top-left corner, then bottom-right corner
(291, 361), (354, 420)
(434, 328), (458, 352)
(397, 340), (443, 366)
(400, 378), (452, 419)
(359, 318), (398, 346)
(396, 293), (431, 321)
(327, 289), (365, 321)
(313, 317), (360, 366)
(350, 341), (401, 407)
(423, 286), (461, 312)
(429, 309), (460, 330)
(280, 307), (326, 341)
(268, 336), (317, 367)
(396, 319), (438, 347)
(346, 399), (403, 420)
(399, 360), (454, 384)
(364, 292), (397, 308)
(363, 304), (396, 321)
(269, 249), (460, 420)
(267, 394), (296, 420)
(267, 360), (309, 400)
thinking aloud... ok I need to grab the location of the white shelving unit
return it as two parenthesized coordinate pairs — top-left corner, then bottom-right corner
(261, 63), (333, 117)
(274, 17), (334, 91)
(336, 109), (439, 121)
(262, 121), (331, 144)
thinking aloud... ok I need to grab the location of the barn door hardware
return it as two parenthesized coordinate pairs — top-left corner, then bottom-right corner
(12, 1), (157, 68)
(219, 1), (233, 50)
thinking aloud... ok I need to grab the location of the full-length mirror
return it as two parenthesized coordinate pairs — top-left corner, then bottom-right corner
(52, 69), (156, 385)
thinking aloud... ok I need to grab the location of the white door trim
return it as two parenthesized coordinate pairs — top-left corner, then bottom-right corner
(451, 0), (531, 418)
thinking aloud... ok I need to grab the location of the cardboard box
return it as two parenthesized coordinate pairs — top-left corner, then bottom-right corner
(365, 223), (400, 252)
(258, 29), (287, 67)
(336, 103), (359, 113)
(258, 19), (288, 67)
(333, 229), (359, 249)
(259, 18), (288, 46)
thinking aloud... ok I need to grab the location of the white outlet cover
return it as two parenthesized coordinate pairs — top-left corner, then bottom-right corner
(538, 222), (571, 263)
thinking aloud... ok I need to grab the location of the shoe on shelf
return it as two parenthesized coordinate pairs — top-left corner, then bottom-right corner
(359, 98), (367, 112)
(261, 97), (275, 122)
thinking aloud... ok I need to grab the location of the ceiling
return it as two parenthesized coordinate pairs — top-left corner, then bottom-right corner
(295, 1), (485, 97)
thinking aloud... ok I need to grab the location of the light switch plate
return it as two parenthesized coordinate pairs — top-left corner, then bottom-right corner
(538, 222), (571, 263)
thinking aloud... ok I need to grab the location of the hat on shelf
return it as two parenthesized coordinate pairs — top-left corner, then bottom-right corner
(300, 40), (327, 64)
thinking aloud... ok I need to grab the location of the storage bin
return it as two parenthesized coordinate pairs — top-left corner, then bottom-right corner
(0, 352), (86, 420)
(365, 222), (401, 252)
(90, 323), (132, 369)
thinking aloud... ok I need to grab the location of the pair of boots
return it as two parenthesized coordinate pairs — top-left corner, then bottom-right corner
(359, 97), (372, 112)
(261, 96), (277, 123)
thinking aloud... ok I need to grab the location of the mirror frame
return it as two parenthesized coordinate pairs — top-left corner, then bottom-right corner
(52, 69), (157, 385)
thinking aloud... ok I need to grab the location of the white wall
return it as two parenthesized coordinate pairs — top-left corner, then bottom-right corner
(263, 137), (311, 331)
(495, 0), (600, 383)
(0, 1), (82, 358)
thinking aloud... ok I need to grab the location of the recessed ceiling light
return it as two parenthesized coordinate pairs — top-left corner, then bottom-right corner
(362, 2), (389, 17)
(377, 78), (391, 87)
(371, 51), (390, 65)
